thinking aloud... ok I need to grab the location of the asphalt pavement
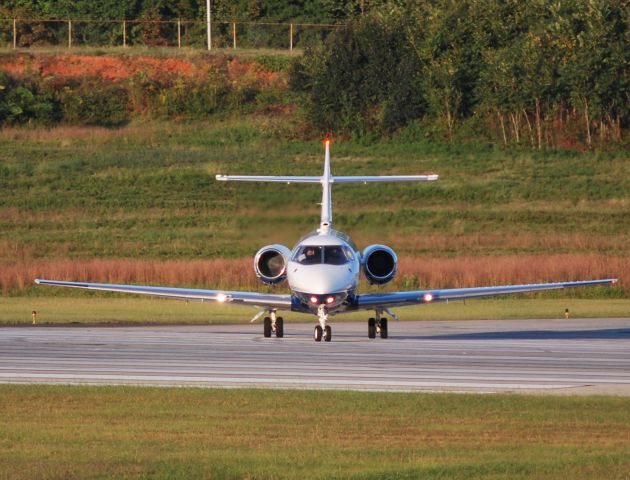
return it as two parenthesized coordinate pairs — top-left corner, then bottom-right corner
(1, 318), (629, 395)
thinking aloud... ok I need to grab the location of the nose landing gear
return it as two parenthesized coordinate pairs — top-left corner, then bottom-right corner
(314, 304), (332, 342)
(314, 325), (332, 342)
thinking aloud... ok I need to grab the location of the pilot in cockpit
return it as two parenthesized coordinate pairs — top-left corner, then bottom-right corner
(298, 246), (318, 264)
(325, 246), (346, 265)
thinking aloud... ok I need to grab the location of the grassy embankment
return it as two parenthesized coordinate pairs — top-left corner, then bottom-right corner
(1, 385), (630, 479)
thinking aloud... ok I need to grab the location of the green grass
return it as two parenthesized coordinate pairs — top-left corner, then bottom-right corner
(1, 296), (628, 325)
(1, 118), (628, 261)
(0, 45), (302, 60)
(1, 385), (629, 479)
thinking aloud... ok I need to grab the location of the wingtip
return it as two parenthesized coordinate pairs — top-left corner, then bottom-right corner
(34, 279), (41, 285)
(215, 174), (227, 181)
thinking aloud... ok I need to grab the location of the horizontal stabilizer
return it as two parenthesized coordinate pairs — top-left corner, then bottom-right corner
(216, 175), (321, 184)
(215, 141), (439, 232)
(215, 174), (439, 184)
(333, 175), (438, 183)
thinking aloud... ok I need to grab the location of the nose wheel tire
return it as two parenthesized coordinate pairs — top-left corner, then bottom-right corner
(314, 324), (332, 342)
(314, 325), (323, 342)
(368, 318), (376, 339)
(263, 317), (272, 338)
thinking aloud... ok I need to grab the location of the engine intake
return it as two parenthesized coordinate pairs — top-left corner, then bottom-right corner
(254, 244), (291, 285)
(362, 244), (398, 285)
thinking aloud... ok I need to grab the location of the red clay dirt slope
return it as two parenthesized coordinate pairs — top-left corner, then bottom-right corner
(0, 53), (280, 85)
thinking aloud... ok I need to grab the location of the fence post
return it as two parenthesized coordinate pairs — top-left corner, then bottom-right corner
(68, 20), (72, 48)
(123, 20), (126, 47)
(206, 0), (212, 50)
(13, 18), (16, 49)
(289, 23), (293, 51)
(177, 19), (181, 48)
(233, 22), (236, 49)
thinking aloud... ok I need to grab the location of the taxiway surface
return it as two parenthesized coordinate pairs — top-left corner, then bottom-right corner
(1, 318), (629, 395)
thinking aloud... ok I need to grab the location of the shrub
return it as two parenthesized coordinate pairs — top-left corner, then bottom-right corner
(58, 81), (130, 127)
(253, 55), (292, 73)
(157, 77), (230, 118)
(0, 72), (59, 126)
(291, 12), (422, 135)
(0, 54), (288, 125)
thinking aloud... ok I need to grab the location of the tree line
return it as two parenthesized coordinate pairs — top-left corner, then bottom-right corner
(292, 0), (630, 148)
(0, 0), (378, 23)
(0, 1), (373, 48)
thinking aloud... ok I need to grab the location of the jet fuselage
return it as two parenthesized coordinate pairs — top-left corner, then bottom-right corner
(287, 229), (360, 314)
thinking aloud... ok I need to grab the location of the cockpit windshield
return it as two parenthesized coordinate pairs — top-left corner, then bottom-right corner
(295, 246), (322, 265)
(293, 245), (354, 265)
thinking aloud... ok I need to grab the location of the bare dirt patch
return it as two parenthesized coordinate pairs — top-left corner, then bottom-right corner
(0, 53), (281, 85)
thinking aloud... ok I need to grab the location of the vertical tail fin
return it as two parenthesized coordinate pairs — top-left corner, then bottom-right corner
(319, 138), (333, 232)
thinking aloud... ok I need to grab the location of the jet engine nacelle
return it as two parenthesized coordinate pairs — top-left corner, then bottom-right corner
(362, 244), (398, 285)
(254, 244), (292, 285)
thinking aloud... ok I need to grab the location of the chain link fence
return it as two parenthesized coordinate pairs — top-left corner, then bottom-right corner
(0, 18), (341, 50)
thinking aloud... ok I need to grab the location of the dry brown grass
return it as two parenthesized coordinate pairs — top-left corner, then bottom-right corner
(1, 254), (625, 295)
(0, 123), (160, 143)
(397, 254), (625, 289)
(1, 258), (255, 294)
(0, 122), (170, 147)
(391, 232), (630, 254)
(0, 125), (119, 142)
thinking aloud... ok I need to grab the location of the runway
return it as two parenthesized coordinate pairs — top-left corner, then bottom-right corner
(1, 318), (630, 395)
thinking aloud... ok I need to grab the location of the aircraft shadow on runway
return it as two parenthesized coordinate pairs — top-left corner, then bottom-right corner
(400, 328), (630, 341)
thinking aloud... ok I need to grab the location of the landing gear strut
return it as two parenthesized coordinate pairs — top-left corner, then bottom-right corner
(314, 304), (332, 342)
(368, 310), (388, 339)
(263, 311), (283, 338)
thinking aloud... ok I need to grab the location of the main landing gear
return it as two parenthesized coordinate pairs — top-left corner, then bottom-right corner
(263, 310), (284, 338)
(314, 304), (332, 342)
(368, 310), (390, 339)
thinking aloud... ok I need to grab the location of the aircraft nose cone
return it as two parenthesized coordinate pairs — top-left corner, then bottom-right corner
(288, 264), (356, 295)
(309, 275), (350, 295)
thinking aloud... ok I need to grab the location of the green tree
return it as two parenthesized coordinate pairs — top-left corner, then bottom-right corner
(293, 11), (417, 135)
(557, 0), (630, 147)
(408, 0), (492, 140)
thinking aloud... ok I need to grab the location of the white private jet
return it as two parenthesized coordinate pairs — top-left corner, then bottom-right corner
(36, 139), (618, 341)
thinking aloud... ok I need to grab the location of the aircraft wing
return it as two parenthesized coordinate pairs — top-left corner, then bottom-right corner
(356, 279), (618, 310)
(34, 279), (292, 310)
(215, 175), (439, 184)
